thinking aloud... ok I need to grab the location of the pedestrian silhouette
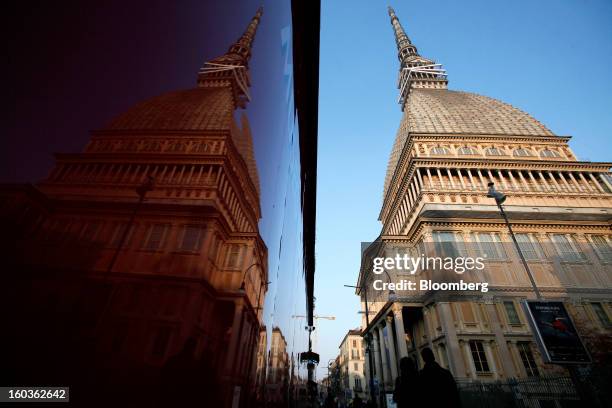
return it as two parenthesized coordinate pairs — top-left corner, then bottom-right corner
(393, 356), (419, 408)
(324, 393), (337, 408)
(351, 395), (364, 407)
(419, 347), (461, 407)
(160, 337), (221, 407)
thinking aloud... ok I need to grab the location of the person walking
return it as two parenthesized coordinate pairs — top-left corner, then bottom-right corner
(393, 356), (419, 408)
(418, 347), (461, 407)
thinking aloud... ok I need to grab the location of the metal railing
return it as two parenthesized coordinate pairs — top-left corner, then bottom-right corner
(457, 374), (610, 408)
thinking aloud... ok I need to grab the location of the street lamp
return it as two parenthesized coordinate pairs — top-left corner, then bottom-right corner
(487, 182), (542, 299)
(237, 263), (269, 406)
(344, 280), (378, 407)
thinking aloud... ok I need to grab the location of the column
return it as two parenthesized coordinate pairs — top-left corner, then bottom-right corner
(486, 302), (518, 379)
(392, 306), (409, 359)
(446, 169), (456, 188)
(487, 169), (496, 185)
(461, 340), (477, 379)
(477, 169), (487, 189)
(496, 169), (509, 189)
(483, 341), (499, 380)
(517, 170), (530, 191)
(377, 324), (390, 388)
(436, 168), (445, 189)
(385, 317), (399, 382)
(466, 169), (476, 190)
(372, 329), (384, 389)
(437, 302), (467, 378)
(589, 173), (606, 193)
(537, 171), (552, 191)
(410, 181), (419, 206)
(416, 168), (424, 190)
(567, 172), (584, 192)
(426, 168), (433, 189)
(528, 171), (541, 191)
(558, 172), (573, 192)
(578, 172), (596, 192)
(457, 169), (467, 189)
(507, 170), (520, 190)
(598, 173), (612, 191)
(422, 306), (434, 350)
(225, 301), (245, 374)
(547, 171), (562, 191)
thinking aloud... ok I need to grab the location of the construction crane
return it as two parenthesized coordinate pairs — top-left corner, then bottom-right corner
(291, 314), (336, 321)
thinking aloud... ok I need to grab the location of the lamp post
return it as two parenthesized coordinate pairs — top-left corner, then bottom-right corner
(237, 263), (269, 407)
(327, 359), (335, 398)
(344, 251), (396, 408)
(487, 182), (542, 299)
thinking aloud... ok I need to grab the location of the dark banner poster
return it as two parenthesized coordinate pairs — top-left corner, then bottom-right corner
(523, 301), (591, 364)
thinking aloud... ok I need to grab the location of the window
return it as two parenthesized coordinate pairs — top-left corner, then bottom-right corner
(431, 147), (450, 155)
(590, 236), (612, 262)
(591, 303), (611, 327)
(517, 342), (539, 377)
(80, 221), (101, 243)
(513, 148), (533, 157)
(540, 149), (560, 158)
(485, 147), (505, 156)
(432, 231), (467, 257)
(551, 234), (585, 262)
(225, 244), (243, 268)
(208, 232), (220, 261)
(354, 377), (362, 389)
(470, 340), (489, 373)
(144, 224), (168, 250)
(476, 233), (506, 260)
(469, 341), (490, 373)
(461, 302), (476, 323)
(503, 301), (521, 325)
(110, 222), (134, 248)
(458, 146), (478, 155)
(179, 225), (202, 251)
(354, 362), (358, 371)
(515, 234), (542, 261)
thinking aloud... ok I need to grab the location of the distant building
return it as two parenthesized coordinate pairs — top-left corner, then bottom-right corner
(339, 329), (366, 402)
(357, 6), (612, 404)
(266, 327), (289, 405)
(255, 325), (268, 402)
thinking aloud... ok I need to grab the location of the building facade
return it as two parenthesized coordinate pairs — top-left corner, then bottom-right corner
(266, 327), (289, 406)
(358, 6), (612, 404)
(338, 329), (367, 403)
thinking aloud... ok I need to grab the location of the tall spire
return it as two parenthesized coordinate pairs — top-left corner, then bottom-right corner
(197, 7), (264, 108)
(387, 6), (447, 110)
(226, 6), (263, 67)
(388, 6), (419, 65)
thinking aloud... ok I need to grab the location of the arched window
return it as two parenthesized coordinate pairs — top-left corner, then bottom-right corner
(458, 146), (478, 155)
(430, 146), (450, 155)
(513, 148), (533, 157)
(485, 147), (505, 156)
(540, 149), (560, 158)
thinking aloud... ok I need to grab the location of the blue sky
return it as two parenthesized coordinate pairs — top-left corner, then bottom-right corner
(314, 0), (612, 377)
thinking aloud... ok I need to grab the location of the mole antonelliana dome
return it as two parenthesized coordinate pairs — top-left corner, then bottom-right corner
(383, 88), (555, 197)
